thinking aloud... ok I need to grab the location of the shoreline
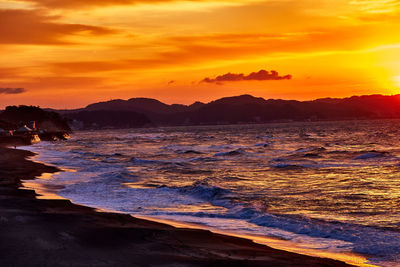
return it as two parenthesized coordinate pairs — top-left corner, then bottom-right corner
(133, 216), (373, 267)
(22, 147), (373, 267)
(0, 145), (356, 266)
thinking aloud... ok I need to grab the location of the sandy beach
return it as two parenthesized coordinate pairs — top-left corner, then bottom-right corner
(0, 146), (355, 266)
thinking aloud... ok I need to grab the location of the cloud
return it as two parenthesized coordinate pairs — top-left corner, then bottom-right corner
(201, 70), (292, 84)
(0, 88), (26, 94)
(0, 9), (116, 45)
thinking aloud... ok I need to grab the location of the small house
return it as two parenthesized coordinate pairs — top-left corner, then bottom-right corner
(16, 125), (33, 135)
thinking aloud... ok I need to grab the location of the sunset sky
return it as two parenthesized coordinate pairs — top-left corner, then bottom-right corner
(1, 0), (400, 108)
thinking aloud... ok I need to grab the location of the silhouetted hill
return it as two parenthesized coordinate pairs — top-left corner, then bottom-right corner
(54, 94), (400, 128)
(0, 106), (71, 132)
(85, 97), (190, 114)
(66, 110), (150, 129)
(189, 101), (206, 110)
(208, 94), (268, 106)
(311, 94), (400, 117)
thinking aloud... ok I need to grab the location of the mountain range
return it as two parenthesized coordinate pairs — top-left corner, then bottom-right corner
(52, 94), (400, 129)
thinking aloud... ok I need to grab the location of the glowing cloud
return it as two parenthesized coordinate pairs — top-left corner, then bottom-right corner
(201, 70), (292, 84)
(0, 9), (116, 45)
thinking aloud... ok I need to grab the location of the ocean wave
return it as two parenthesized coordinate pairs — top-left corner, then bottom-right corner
(178, 150), (203, 155)
(270, 163), (306, 169)
(160, 144), (191, 151)
(295, 147), (326, 153)
(256, 135), (273, 140)
(189, 156), (219, 162)
(303, 153), (321, 158)
(177, 181), (231, 201)
(208, 144), (239, 150)
(169, 182), (400, 262)
(353, 151), (388, 160)
(254, 143), (269, 147)
(214, 149), (246, 157)
(130, 157), (162, 164)
(97, 170), (139, 181)
(139, 180), (400, 263)
(243, 210), (400, 261)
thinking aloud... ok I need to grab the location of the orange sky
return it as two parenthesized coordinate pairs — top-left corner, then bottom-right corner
(1, 0), (400, 108)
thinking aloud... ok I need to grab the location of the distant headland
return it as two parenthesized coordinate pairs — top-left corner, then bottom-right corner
(0, 106), (71, 146)
(4, 94), (400, 131)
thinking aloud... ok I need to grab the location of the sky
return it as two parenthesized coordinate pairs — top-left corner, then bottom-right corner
(1, 0), (400, 108)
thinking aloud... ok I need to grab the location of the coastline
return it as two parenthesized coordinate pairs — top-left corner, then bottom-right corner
(0, 145), (357, 266)
(133, 216), (373, 267)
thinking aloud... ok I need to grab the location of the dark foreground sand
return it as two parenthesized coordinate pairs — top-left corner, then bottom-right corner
(0, 147), (354, 267)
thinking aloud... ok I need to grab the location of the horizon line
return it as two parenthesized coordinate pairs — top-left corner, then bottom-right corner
(2, 92), (400, 111)
(45, 92), (400, 110)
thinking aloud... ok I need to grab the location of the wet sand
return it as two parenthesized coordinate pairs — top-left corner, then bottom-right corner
(0, 146), (355, 266)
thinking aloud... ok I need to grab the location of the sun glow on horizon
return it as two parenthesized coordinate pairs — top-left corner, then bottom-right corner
(393, 76), (400, 88)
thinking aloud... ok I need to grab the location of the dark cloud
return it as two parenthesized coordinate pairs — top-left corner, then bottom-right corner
(0, 88), (26, 94)
(202, 70), (292, 84)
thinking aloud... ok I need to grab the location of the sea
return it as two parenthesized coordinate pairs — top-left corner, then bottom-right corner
(22, 120), (400, 266)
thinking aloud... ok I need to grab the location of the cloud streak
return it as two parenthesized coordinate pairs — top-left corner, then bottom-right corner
(0, 88), (26, 94)
(0, 9), (116, 45)
(201, 70), (292, 84)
